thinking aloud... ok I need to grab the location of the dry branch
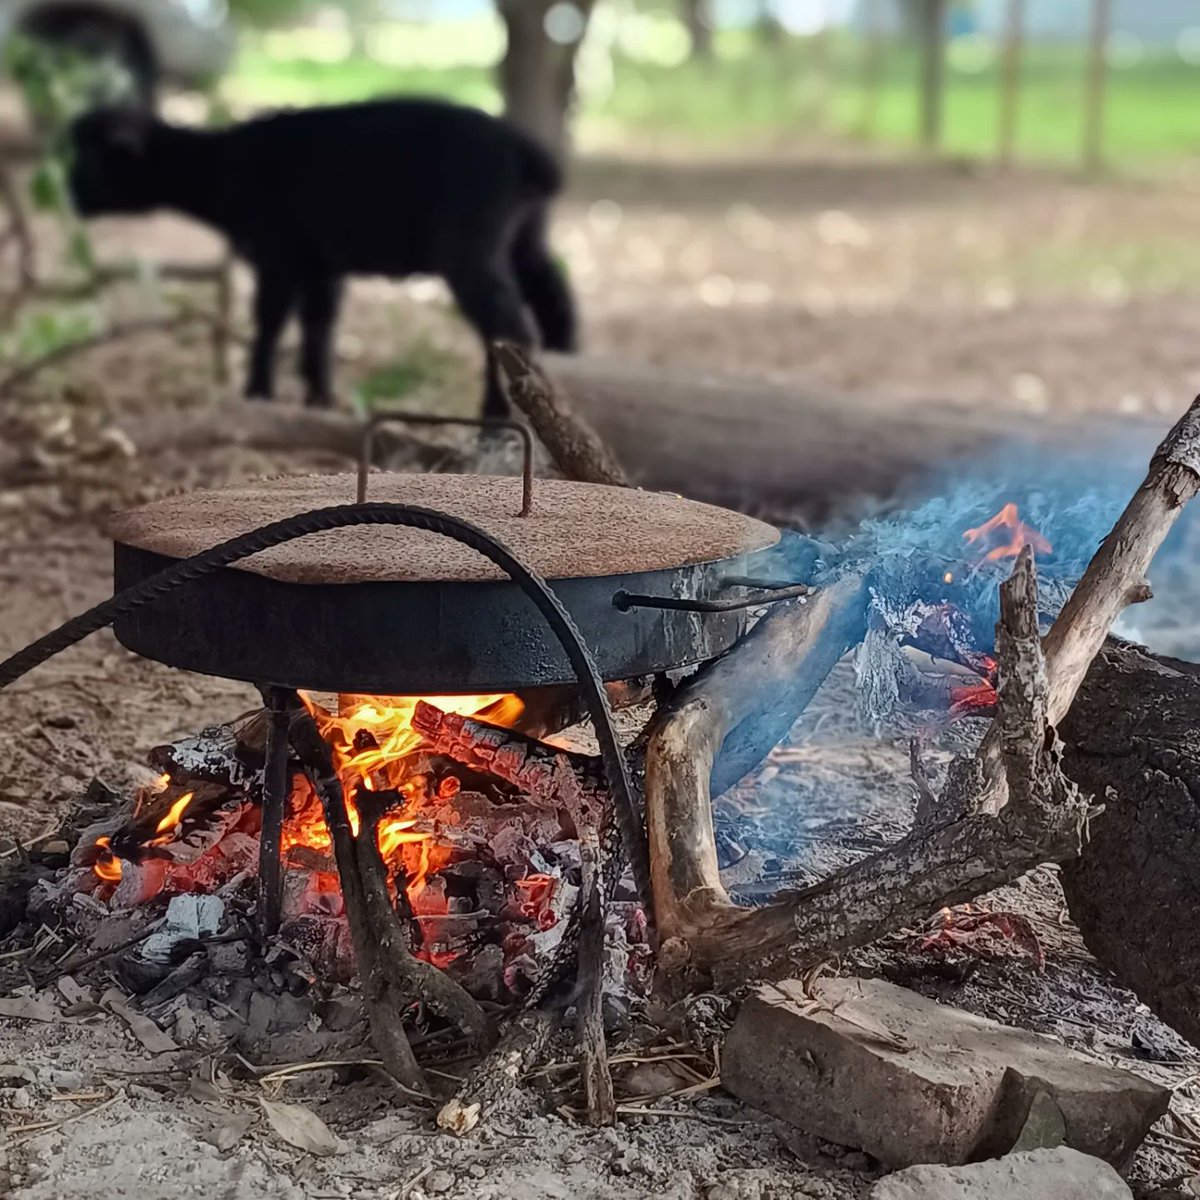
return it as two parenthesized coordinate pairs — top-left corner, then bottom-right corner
(436, 1009), (555, 1135)
(644, 573), (869, 947)
(494, 342), (630, 487)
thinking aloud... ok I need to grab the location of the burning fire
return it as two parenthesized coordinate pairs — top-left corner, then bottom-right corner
(90, 692), (530, 968)
(963, 503), (1052, 563)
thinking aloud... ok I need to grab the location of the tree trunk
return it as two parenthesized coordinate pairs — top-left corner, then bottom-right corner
(539, 352), (1165, 515)
(917, 0), (946, 150)
(496, 0), (596, 158)
(1060, 640), (1200, 1051)
(682, 0), (714, 60)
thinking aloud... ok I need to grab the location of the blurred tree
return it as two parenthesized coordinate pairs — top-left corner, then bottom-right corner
(226, 0), (312, 26)
(681, 0), (714, 60)
(495, 0), (596, 158)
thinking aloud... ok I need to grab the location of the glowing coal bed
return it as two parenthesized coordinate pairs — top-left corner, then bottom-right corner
(56, 692), (649, 1005)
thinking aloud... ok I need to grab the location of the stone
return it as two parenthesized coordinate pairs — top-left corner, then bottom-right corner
(723, 978), (1169, 1170)
(424, 1170), (455, 1195)
(870, 1147), (1132, 1200)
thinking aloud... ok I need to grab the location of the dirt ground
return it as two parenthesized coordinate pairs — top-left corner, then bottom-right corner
(3, 140), (1200, 1197)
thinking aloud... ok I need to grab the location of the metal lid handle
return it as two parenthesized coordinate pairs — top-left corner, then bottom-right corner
(357, 412), (535, 515)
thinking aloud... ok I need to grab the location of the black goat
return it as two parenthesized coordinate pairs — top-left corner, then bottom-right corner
(68, 99), (576, 414)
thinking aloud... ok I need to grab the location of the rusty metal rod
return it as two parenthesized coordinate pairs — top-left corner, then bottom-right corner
(356, 412), (535, 514)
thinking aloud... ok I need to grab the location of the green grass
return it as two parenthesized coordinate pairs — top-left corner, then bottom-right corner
(223, 26), (1200, 170)
(354, 340), (462, 410)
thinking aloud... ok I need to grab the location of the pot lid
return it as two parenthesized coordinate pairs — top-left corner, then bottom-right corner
(107, 473), (780, 584)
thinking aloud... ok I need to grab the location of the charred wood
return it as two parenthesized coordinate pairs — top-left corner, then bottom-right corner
(436, 1008), (556, 1135)
(1060, 640), (1200, 1051)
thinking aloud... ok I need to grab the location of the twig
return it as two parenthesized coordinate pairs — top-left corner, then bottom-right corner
(10, 1092), (122, 1146)
(389, 1164), (432, 1200)
(35, 921), (162, 985)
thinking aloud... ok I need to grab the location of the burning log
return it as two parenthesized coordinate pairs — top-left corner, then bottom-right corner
(413, 698), (617, 1124)
(287, 697), (496, 1090)
(410, 702), (609, 833)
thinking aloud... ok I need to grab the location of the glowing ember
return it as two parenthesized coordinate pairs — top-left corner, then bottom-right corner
(948, 653), (998, 718)
(963, 503), (1052, 563)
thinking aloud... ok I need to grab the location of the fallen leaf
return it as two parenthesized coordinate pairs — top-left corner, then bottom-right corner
(0, 997), (58, 1022)
(188, 1072), (225, 1106)
(205, 1112), (256, 1152)
(100, 988), (178, 1054)
(259, 1099), (339, 1157)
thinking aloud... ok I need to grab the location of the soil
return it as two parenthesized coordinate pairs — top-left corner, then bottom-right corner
(3, 134), (1200, 1197)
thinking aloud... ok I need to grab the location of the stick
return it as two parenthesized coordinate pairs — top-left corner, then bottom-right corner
(643, 573), (869, 946)
(256, 688), (291, 939)
(288, 701), (427, 1092)
(493, 341), (630, 487)
(436, 1010), (556, 1136)
(576, 828), (615, 1124)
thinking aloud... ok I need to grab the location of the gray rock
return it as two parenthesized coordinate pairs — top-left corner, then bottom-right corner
(870, 1147), (1132, 1199)
(424, 1169), (455, 1195)
(723, 978), (1169, 1170)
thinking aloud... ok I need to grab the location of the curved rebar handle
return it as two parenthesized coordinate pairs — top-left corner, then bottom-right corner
(356, 412), (535, 515)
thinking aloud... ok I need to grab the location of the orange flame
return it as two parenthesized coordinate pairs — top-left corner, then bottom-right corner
(963, 503), (1051, 563)
(93, 836), (122, 883)
(88, 693), (525, 956)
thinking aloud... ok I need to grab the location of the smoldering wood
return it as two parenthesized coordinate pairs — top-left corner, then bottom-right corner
(537, 352), (1166, 513)
(972, 396), (1200, 814)
(288, 700), (427, 1091)
(1060, 640), (1200, 1050)
(148, 708), (267, 783)
(671, 551), (1093, 981)
(539, 374), (1200, 979)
